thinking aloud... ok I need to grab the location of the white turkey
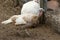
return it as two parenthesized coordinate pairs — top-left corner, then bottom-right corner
(1, 0), (44, 25)
(1, 0), (44, 36)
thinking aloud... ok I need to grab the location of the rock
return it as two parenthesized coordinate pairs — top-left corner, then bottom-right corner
(47, 1), (59, 10)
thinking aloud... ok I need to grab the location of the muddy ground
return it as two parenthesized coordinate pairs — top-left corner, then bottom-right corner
(0, 0), (60, 40)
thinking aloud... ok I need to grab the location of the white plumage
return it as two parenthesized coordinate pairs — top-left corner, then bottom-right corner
(1, 0), (44, 25)
(1, 13), (38, 25)
(21, 1), (40, 15)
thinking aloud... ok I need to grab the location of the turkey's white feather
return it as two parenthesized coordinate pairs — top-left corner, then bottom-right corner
(21, 1), (41, 16)
(1, 19), (12, 24)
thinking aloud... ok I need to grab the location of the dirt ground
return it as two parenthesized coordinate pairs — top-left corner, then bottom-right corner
(0, 24), (60, 40)
(0, 0), (60, 40)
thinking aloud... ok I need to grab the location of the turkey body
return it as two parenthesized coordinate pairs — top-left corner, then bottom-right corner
(1, 0), (43, 25)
